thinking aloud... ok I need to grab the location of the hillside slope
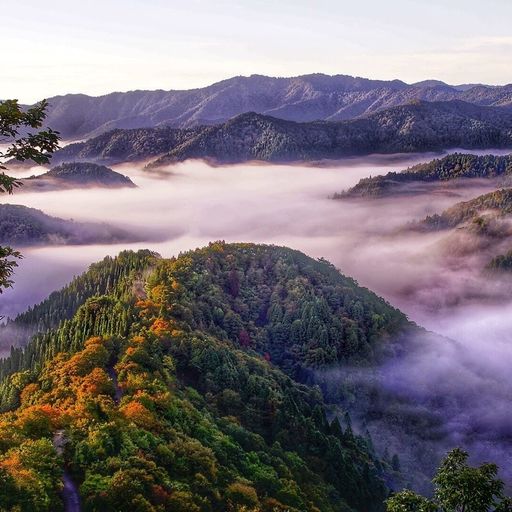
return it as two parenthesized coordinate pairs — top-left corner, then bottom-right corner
(0, 204), (139, 247)
(340, 153), (512, 198)
(21, 163), (135, 191)
(419, 188), (512, 231)
(33, 74), (512, 140)
(0, 243), (413, 511)
(52, 102), (512, 167)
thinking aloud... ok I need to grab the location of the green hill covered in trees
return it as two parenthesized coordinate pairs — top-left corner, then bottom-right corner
(0, 243), (414, 511)
(339, 153), (512, 199)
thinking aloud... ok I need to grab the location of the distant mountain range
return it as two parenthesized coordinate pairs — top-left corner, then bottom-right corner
(33, 73), (512, 140)
(339, 153), (512, 198)
(21, 162), (135, 191)
(51, 101), (512, 166)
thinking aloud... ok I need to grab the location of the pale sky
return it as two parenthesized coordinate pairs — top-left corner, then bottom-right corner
(2, 0), (512, 103)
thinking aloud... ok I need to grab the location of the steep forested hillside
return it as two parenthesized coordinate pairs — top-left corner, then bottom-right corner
(0, 250), (156, 361)
(419, 188), (512, 231)
(32, 74), (512, 140)
(0, 204), (138, 247)
(0, 243), (413, 511)
(339, 153), (512, 198)
(21, 163), (135, 191)
(52, 102), (512, 167)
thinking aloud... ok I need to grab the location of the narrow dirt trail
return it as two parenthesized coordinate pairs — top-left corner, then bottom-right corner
(107, 366), (122, 404)
(53, 430), (81, 512)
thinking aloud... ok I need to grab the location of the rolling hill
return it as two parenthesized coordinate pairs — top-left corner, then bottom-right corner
(339, 153), (512, 198)
(418, 188), (512, 231)
(52, 101), (512, 167)
(21, 162), (135, 191)
(0, 204), (138, 246)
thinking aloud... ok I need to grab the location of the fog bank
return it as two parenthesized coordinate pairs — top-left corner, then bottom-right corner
(1, 152), (511, 487)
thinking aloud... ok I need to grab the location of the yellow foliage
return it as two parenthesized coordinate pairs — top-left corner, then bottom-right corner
(19, 383), (41, 406)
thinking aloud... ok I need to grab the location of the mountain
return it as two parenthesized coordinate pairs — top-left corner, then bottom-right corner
(339, 153), (512, 198)
(0, 204), (138, 246)
(33, 74), (512, 140)
(52, 125), (201, 165)
(52, 102), (512, 167)
(0, 243), (414, 511)
(21, 162), (135, 191)
(419, 188), (512, 231)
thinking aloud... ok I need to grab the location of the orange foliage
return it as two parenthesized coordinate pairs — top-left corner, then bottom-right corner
(19, 383), (41, 406)
(16, 404), (61, 435)
(150, 318), (171, 336)
(120, 401), (155, 428)
(1, 451), (35, 485)
(78, 368), (114, 398)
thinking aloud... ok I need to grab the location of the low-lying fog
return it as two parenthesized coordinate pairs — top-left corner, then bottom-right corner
(2, 149), (512, 487)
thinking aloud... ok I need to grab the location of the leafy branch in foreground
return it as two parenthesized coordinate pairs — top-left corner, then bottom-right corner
(0, 98), (60, 292)
(387, 448), (512, 512)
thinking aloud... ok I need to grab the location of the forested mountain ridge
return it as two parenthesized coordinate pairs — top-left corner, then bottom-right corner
(21, 162), (135, 190)
(339, 153), (512, 198)
(0, 250), (156, 360)
(0, 243), (413, 511)
(51, 101), (512, 167)
(32, 73), (512, 140)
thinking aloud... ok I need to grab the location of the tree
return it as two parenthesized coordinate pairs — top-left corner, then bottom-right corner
(0, 99), (59, 292)
(386, 448), (510, 512)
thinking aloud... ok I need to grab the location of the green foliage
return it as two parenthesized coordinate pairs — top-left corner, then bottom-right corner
(386, 449), (510, 512)
(0, 243), (402, 511)
(0, 250), (157, 409)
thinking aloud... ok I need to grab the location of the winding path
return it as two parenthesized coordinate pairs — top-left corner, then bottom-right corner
(53, 430), (81, 512)
(107, 366), (123, 404)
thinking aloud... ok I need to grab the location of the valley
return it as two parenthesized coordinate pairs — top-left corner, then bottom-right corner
(2, 149), (512, 501)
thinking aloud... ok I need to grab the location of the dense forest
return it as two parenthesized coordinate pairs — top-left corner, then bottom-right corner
(0, 243), (414, 511)
(0, 250), (156, 368)
(50, 102), (512, 167)
(339, 153), (512, 198)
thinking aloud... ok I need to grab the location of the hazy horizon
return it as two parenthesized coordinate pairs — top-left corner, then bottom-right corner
(3, 0), (512, 103)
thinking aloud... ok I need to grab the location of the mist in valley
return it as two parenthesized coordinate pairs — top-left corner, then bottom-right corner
(1, 151), (512, 489)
